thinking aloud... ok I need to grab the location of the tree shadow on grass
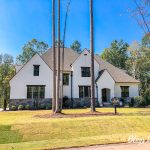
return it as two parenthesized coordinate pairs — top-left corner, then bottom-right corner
(34, 111), (119, 119)
(0, 125), (22, 144)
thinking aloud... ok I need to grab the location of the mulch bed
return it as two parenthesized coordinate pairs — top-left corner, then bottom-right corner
(34, 111), (118, 119)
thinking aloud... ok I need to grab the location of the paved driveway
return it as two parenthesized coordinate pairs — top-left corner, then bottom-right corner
(61, 143), (150, 150)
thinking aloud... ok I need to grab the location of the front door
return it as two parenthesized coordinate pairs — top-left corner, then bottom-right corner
(102, 89), (107, 102)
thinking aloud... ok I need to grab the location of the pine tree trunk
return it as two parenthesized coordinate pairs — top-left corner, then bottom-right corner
(55, 0), (61, 113)
(52, 0), (56, 113)
(90, 0), (96, 112)
(61, 0), (71, 111)
(2, 88), (7, 111)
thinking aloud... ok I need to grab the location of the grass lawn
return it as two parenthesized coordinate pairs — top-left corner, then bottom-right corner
(0, 108), (150, 150)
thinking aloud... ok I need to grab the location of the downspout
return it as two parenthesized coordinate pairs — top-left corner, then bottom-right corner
(71, 71), (73, 108)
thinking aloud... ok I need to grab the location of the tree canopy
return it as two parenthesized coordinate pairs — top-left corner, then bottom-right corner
(55, 40), (64, 48)
(16, 39), (49, 65)
(133, 43), (150, 104)
(0, 54), (15, 110)
(101, 40), (129, 70)
(70, 40), (82, 53)
(142, 33), (150, 46)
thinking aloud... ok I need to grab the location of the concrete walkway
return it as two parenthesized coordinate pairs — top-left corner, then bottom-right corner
(61, 143), (150, 150)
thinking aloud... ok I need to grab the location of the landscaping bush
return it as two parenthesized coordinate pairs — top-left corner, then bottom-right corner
(18, 105), (24, 110)
(25, 104), (30, 110)
(80, 99), (85, 108)
(129, 98), (134, 107)
(63, 96), (70, 108)
(11, 105), (17, 111)
(134, 96), (146, 107)
(39, 104), (46, 110)
(46, 104), (52, 110)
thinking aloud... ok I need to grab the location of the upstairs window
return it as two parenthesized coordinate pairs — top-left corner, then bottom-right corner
(79, 86), (91, 98)
(63, 73), (69, 85)
(81, 67), (90, 77)
(121, 86), (129, 98)
(34, 65), (40, 76)
(27, 85), (45, 99)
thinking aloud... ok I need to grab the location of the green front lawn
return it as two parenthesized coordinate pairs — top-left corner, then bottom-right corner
(0, 108), (150, 150)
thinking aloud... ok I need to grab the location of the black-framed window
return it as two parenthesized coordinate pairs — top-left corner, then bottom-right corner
(79, 86), (91, 98)
(33, 65), (40, 76)
(81, 67), (91, 77)
(27, 85), (45, 99)
(63, 73), (69, 85)
(121, 86), (129, 98)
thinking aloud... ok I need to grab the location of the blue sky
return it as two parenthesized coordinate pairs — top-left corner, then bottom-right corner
(0, 0), (144, 57)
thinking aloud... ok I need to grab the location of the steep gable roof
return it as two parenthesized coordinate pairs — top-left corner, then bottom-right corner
(10, 53), (52, 81)
(94, 55), (140, 83)
(12, 48), (140, 83)
(41, 48), (79, 71)
(42, 48), (140, 83)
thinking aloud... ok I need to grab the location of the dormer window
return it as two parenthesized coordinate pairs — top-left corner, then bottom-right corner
(33, 65), (40, 76)
(81, 67), (91, 77)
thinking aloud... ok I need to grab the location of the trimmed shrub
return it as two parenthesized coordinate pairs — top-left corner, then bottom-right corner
(63, 96), (70, 108)
(46, 103), (52, 110)
(39, 104), (46, 110)
(25, 104), (30, 110)
(134, 96), (146, 107)
(129, 98), (134, 107)
(80, 99), (85, 108)
(11, 105), (17, 111)
(18, 105), (24, 110)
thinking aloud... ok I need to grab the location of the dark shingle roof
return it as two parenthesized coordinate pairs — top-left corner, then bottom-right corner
(42, 48), (140, 83)
(94, 55), (140, 83)
(41, 48), (79, 71)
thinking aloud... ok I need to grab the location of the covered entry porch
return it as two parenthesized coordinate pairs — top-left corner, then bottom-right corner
(96, 69), (115, 105)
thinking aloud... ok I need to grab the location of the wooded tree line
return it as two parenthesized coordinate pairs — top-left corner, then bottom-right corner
(0, 54), (15, 110)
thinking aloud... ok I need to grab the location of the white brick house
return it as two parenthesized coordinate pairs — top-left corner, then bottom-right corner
(9, 48), (140, 108)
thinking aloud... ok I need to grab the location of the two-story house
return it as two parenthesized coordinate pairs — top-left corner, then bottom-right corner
(9, 48), (140, 108)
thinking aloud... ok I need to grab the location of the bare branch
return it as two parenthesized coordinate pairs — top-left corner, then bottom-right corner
(133, 0), (150, 33)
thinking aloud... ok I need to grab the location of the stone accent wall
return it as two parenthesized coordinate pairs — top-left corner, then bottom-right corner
(63, 98), (99, 108)
(9, 99), (52, 110)
(72, 98), (99, 108)
(9, 98), (99, 110)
